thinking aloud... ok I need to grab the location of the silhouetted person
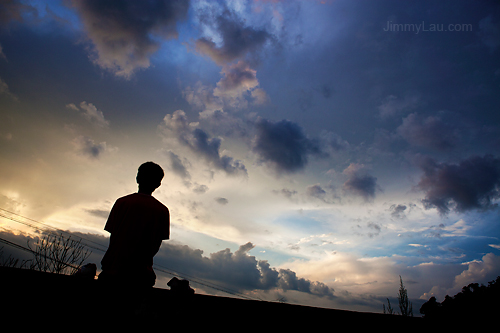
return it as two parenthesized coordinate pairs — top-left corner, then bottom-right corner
(99, 161), (170, 289)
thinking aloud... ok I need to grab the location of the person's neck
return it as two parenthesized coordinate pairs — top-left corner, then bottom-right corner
(138, 187), (154, 195)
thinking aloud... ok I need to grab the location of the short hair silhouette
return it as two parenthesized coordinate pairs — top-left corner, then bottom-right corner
(136, 161), (164, 189)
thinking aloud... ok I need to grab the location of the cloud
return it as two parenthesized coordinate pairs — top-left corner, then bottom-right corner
(0, 76), (18, 101)
(306, 184), (327, 200)
(306, 183), (337, 204)
(84, 208), (110, 219)
(184, 61), (267, 113)
(397, 112), (459, 151)
(416, 154), (500, 214)
(72, 135), (107, 159)
(0, 0), (36, 26)
(67, 102), (109, 128)
(160, 110), (247, 176)
(453, 253), (500, 290)
(155, 241), (334, 297)
(252, 118), (325, 174)
(0, 44), (6, 60)
(198, 109), (249, 138)
(215, 197), (228, 205)
(278, 268), (334, 298)
(342, 163), (380, 201)
(378, 92), (420, 117)
(71, 0), (190, 78)
(320, 131), (349, 152)
(194, 6), (271, 65)
(272, 188), (298, 200)
(166, 150), (191, 180)
(389, 204), (407, 219)
(213, 60), (267, 108)
(183, 81), (224, 112)
(193, 184), (208, 194)
(479, 15), (500, 52)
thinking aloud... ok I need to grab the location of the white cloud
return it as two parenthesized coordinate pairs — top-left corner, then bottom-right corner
(78, 102), (110, 128)
(453, 253), (500, 289)
(67, 102), (110, 128)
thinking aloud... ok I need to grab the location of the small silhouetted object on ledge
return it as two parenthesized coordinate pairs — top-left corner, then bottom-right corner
(72, 263), (97, 280)
(168, 277), (194, 295)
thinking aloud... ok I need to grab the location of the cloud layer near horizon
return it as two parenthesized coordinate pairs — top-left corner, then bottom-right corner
(1, 0), (500, 315)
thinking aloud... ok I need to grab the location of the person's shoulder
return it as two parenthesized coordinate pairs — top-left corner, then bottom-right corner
(151, 196), (169, 212)
(116, 193), (138, 202)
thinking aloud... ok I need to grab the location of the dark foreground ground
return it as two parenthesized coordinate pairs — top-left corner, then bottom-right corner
(1, 266), (432, 330)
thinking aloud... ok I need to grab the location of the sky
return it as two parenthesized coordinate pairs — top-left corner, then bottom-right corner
(1, 0), (500, 314)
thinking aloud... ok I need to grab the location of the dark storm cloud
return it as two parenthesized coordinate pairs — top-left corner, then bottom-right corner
(416, 155), (500, 214)
(397, 112), (460, 151)
(252, 118), (325, 174)
(191, 128), (247, 175)
(278, 268), (334, 298)
(342, 164), (380, 201)
(155, 241), (334, 297)
(161, 110), (247, 176)
(71, 0), (190, 77)
(343, 175), (378, 201)
(194, 7), (271, 65)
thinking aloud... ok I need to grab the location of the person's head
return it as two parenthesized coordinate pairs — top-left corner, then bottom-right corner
(136, 162), (164, 194)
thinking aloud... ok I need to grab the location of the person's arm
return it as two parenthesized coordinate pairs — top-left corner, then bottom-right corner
(160, 207), (170, 240)
(104, 200), (120, 233)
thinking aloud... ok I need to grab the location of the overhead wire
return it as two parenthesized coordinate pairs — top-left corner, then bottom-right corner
(0, 206), (263, 301)
(0, 236), (80, 271)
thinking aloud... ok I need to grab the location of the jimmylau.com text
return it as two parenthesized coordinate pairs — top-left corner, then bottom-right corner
(383, 21), (473, 34)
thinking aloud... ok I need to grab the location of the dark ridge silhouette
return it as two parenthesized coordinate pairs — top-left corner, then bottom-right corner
(1, 267), (425, 330)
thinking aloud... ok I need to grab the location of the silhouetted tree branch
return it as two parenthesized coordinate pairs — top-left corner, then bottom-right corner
(27, 233), (91, 275)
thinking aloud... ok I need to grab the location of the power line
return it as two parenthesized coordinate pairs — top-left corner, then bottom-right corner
(0, 236), (79, 271)
(0, 208), (109, 253)
(0, 206), (263, 301)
